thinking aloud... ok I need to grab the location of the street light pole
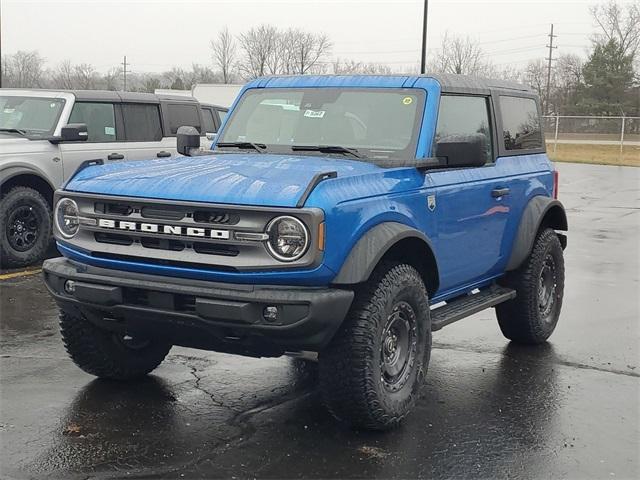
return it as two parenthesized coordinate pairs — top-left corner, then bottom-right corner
(420, 0), (429, 74)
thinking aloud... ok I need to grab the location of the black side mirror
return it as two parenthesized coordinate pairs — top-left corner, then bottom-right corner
(177, 126), (201, 156)
(61, 123), (88, 142)
(435, 134), (487, 168)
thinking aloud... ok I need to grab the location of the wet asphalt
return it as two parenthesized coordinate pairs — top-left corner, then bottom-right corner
(0, 162), (638, 479)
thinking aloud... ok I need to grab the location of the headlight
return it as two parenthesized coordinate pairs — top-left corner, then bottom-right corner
(266, 216), (309, 262)
(55, 198), (80, 238)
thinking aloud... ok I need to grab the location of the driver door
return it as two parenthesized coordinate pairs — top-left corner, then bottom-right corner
(59, 101), (129, 181)
(427, 94), (512, 293)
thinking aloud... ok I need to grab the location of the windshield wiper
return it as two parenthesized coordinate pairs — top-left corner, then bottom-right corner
(0, 128), (28, 137)
(291, 145), (362, 159)
(216, 141), (267, 153)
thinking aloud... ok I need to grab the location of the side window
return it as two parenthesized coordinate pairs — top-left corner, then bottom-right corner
(201, 108), (217, 133)
(216, 108), (228, 124)
(68, 102), (116, 142)
(121, 103), (162, 141)
(434, 95), (493, 164)
(167, 104), (201, 134)
(500, 96), (542, 151)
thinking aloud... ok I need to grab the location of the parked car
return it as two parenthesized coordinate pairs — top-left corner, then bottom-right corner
(0, 89), (220, 267)
(42, 74), (567, 430)
(199, 102), (228, 145)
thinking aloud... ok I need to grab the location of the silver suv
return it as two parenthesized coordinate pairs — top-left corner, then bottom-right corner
(0, 89), (227, 267)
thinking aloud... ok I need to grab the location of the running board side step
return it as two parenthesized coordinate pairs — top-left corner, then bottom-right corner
(430, 286), (516, 331)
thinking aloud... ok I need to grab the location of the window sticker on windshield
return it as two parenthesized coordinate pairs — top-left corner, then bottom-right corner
(304, 109), (325, 119)
(3, 108), (15, 114)
(402, 97), (413, 105)
(50, 103), (57, 108)
(104, 126), (115, 136)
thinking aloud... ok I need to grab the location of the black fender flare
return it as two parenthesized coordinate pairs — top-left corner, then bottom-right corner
(0, 166), (56, 192)
(506, 196), (568, 271)
(332, 221), (437, 286)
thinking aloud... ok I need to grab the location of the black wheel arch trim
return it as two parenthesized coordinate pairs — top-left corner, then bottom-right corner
(0, 166), (56, 198)
(332, 221), (439, 287)
(506, 196), (568, 271)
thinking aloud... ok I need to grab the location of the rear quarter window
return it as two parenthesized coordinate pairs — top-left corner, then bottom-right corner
(500, 96), (543, 151)
(121, 103), (162, 141)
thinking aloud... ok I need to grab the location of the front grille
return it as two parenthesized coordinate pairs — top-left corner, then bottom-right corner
(89, 200), (248, 256)
(62, 192), (321, 271)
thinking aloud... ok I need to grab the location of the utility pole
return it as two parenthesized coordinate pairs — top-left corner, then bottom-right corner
(420, 0), (429, 74)
(545, 24), (557, 114)
(121, 55), (128, 91)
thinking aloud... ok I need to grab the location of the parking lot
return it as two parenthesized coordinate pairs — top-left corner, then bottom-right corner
(0, 161), (638, 479)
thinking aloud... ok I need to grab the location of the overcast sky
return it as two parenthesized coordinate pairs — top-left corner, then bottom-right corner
(0, 0), (616, 74)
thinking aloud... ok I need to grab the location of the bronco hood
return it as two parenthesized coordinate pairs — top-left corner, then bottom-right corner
(65, 153), (382, 207)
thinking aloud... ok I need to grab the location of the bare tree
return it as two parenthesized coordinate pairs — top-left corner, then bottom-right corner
(522, 59), (547, 102)
(211, 27), (237, 83)
(163, 67), (188, 90)
(286, 29), (332, 74)
(2, 50), (45, 87)
(238, 25), (279, 79)
(74, 63), (98, 89)
(432, 33), (493, 76)
(101, 67), (123, 91)
(332, 58), (392, 75)
(52, 60), (76, 89)
(590, 0), (640, 56)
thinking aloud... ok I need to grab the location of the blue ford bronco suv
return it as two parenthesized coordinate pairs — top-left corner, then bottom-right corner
(43, 74), (567, 430)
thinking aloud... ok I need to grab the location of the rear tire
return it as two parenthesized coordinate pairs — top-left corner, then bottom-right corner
(497, 228), (565, 344)
(0, 186), (52, 268)
(60, 310), (171, 380)
(319, 262), (431, 430)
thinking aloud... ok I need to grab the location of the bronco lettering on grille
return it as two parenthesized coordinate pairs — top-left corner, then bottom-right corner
(97, 218), (230, 239)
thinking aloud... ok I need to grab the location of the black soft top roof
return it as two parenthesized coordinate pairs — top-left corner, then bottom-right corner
(69, 90), (199, 103)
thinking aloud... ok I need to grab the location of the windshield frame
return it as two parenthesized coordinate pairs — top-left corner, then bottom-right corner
(215, 87), (426, 162)
(0, 96), (67, 139)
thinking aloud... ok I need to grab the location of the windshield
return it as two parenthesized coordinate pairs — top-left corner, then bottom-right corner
(217, 88), (425, 161)
(0, 96), (66, 138)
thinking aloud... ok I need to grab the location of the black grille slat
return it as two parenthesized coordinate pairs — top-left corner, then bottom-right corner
(193, 210), (239, 225)
(193, 242), (239, 257)
(141, 206), (185, 221)
(140, 237), (185, 252)
(94, 232), (133, 246)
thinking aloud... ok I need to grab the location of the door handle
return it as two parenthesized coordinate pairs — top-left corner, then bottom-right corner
(491, 187), (510, 198)
(107, 153), (124, 160)
(156, 151), (171, 158)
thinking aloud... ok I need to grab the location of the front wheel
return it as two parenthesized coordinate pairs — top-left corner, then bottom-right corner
(60, 310), (172, 380)
(319, 262), (431, 430)
(497, 228), (565, 344)
(0, 186), (52, 268)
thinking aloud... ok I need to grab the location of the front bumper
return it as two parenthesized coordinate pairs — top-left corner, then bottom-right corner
(43, 257), (354, 356)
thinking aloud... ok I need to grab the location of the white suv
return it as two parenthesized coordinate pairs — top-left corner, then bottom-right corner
(0, 89), (226, 267)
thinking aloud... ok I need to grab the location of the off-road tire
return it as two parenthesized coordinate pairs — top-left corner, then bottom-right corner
(59, 310), (172, 380)
(497, 228), (565, 344)
(319, 262), (431, 430)
(0, 186), (52, 268)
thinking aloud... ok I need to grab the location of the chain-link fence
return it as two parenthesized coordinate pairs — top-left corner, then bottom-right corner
(542, 115), (640, 152)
